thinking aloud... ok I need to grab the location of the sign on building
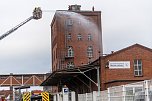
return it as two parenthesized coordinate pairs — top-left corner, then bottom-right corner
(109, 61), (130, 69)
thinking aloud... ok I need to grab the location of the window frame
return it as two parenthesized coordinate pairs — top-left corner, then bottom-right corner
(66, 18), (73, 26)
(87, 46), (93, 58)
(77, 33), (82, 41)
(67, 33), (72, 41)
(88, 34), (92, 41)
(134, 59), (143, 76)
(67, 62), (74, 68)
(67, 46), (74, 57)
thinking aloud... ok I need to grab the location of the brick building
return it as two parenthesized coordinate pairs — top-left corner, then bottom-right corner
(41, 5), (152, 94)
(100, 44), (152, 90)
(51, 5), (102, 72)
(41, 5), (102, 93)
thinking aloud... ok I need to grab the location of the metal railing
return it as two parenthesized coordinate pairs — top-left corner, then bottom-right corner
(78, 80), (152, 101)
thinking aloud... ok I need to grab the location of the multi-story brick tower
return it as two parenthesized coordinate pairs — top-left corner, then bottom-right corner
(51, 5), (102, 72)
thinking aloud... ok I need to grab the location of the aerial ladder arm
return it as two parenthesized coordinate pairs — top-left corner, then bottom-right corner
(0, 7), (42, 40)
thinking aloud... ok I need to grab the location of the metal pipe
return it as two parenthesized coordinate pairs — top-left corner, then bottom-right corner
(97, 66), (101, 95)
(77, 68), (98, 87)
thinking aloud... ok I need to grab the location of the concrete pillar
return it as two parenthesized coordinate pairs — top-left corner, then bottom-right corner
(10, 86), (13, 101)
(92, 91), (97, 101)
(144, 80), (150, 101)
(71, 92), (76, 101)
(53, 94), (57, 101)
(85, 93), (87, 101)
(107, 88), (111, 101)
(122, 85), (126, 101)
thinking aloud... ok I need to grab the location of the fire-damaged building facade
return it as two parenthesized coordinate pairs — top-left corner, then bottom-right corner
(41, 5), (102, 94)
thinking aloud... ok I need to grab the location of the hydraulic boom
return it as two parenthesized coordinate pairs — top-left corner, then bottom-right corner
(0, 7), (42, 40)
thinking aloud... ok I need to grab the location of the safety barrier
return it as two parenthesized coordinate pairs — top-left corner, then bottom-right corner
(78, 80), (152, 101)
(78, 91), (101, 101)
(53, 91), (75, 101)
(23, 92), (31, 101)
(41, 92), (50, 101)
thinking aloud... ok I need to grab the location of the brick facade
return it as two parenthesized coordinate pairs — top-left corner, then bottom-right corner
(49, 5), (102, 93)
(100, 44), (152, 90)
(51, 5), (102, 72)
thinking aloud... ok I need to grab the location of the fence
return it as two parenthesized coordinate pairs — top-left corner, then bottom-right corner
(78, 91), (101, 101)
(78, 80), (152, 101)
(53, 91), (75, 101)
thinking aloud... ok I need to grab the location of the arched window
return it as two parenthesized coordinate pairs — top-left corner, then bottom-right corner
(68, 46), (74, 57)
(87, 46), (93, 57)
(67, 62), (74, 68)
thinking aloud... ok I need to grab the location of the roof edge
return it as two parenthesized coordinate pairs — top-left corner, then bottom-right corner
(102, 43), (152, 58)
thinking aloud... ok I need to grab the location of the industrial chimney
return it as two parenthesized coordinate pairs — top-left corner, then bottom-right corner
(68, 4), (81, 11)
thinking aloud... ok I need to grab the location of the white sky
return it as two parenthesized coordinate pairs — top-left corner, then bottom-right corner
(0, 0), (151, 74)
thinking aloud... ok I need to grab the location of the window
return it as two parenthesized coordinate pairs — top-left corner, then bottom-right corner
(67, 62), (74, 68)
(88, 59), (92, 64)
(24, 76), (30, 79)
(87, 46), (93, 57)
(77, 33), (82, 40)
(0, 77), (7, 79)
(53, 51), (55, 61)
(66, 19), (73, 31)
(88, 34), (92, 41)
(86, 18), (91, 25)
(134, 59), (142, 76)
(67, 33), (71, 41)
(66, 19), (73, 26)
(78, 20), (81, 25)
(67, 46), (74, 57)
(56, 63), (58, 70)
(16, 76), (22, 80)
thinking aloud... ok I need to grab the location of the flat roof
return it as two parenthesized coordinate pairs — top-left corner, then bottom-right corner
(41, 64), (99, 86)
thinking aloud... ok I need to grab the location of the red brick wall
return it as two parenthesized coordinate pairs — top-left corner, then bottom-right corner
(51, 11), (102, 71)
(100, 44), (152, 90)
